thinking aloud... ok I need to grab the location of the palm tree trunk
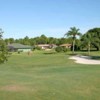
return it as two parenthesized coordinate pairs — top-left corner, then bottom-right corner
(72, 39), (75, 54)
(88, 42), (90, 56)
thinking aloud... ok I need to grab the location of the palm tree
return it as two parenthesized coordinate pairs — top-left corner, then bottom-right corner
(65, 27), (81, 54)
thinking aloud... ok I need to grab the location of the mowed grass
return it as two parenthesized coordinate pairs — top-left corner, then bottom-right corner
(0, 51), (100, 100)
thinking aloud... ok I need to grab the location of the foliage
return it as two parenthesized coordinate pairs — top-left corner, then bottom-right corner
(57, 38), (68, 45)
(88, 28), (100, 51)
(17, 50), (23, 54)
(4, 35), (70, 46)
(81, 32), (93, 55)
(35, 46), (42, 50)
(3, 27), (100, 53)
(0, 41), (8, 63)
(62, 47), (68, 52)
(81, 27), (100, 55)
(65, 27), (81, 54)
(55, 46), (63, 52)
(0, 29), (8, 64)
(55, 46), (68, 52)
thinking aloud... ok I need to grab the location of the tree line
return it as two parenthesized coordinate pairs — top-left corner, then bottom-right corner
(0, 27), (100, 63)
(4, 27), (100, 52)
(4, 35), (72, 46)
(65, 27), (100, 54)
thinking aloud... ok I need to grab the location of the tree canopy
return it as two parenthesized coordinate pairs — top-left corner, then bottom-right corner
(81, 28), (100, 51)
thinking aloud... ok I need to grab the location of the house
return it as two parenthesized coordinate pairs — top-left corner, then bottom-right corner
(60, 44), (72, 48)
(8, 43), (33, 52)
(36, 44), (50, 50)
(50, 44), (57, 49)
(36, 44), (57, 50)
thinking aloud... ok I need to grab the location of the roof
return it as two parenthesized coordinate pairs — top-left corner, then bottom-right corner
(37, 44), (57, 47)
(60, 44), (72, 47)
(8, 43), (33, 49)
(37, 44), (50, 47)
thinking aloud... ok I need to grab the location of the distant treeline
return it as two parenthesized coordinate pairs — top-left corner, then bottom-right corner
(4, 34), (73, 46)
(4, 27), (100, 51)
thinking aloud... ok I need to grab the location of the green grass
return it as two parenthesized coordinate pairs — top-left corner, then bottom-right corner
(0, 50), (100, 100)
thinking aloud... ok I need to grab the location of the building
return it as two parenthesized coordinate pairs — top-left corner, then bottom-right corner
(8, 43), (33, 52)
(60, 44), (72, 48)
(36, 44), (57, 50)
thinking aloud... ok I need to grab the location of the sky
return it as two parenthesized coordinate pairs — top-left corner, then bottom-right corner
(0, 0), (100, 39)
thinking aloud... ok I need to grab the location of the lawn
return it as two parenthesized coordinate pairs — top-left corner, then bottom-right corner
(0, 51), (100, 100)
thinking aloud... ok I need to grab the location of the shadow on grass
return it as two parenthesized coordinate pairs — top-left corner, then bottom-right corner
(67, 53), (78, 56)
(43, 52), (56, 55)
(67, 52), (100, 60)
(91, 56), (100, 60)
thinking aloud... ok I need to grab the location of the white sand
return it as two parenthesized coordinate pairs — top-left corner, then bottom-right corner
(69, 55), (100, 64)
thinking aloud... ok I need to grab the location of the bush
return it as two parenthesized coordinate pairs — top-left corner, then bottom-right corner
(55, 46), (68, 52)
(0, 43), (8, 63)
(63, 47), (67, 52)
(18, 50), (23, 54)
(55, 46), (63, 52)
(35, 46), (41, 50)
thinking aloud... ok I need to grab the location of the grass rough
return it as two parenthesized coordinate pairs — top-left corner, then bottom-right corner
(0, 51), (100, 100)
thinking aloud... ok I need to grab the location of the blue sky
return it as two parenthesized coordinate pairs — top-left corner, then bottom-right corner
(0, 0), (100, 39)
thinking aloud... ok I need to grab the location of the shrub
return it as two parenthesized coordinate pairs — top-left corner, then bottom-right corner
(18, 50), (23, 54)
(35, 46), (41, 50)
(63, 47), (67, 52)
(55, 46), (63, 52)
(0, 43), (8, 63)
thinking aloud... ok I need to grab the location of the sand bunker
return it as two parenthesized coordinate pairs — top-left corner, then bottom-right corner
(69, 55), (100, 64)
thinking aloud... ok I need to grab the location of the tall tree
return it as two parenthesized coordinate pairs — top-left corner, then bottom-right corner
(22, 36), (30, 45)
(81, 32), (93, 55)
(58, 38), (68, 45)
(88, 28), (100, 51)
(81, 27), (100, 55)
(0, 29), (8, 64)
(65, 27), (81, 54)
(9, 38), (15, 44)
